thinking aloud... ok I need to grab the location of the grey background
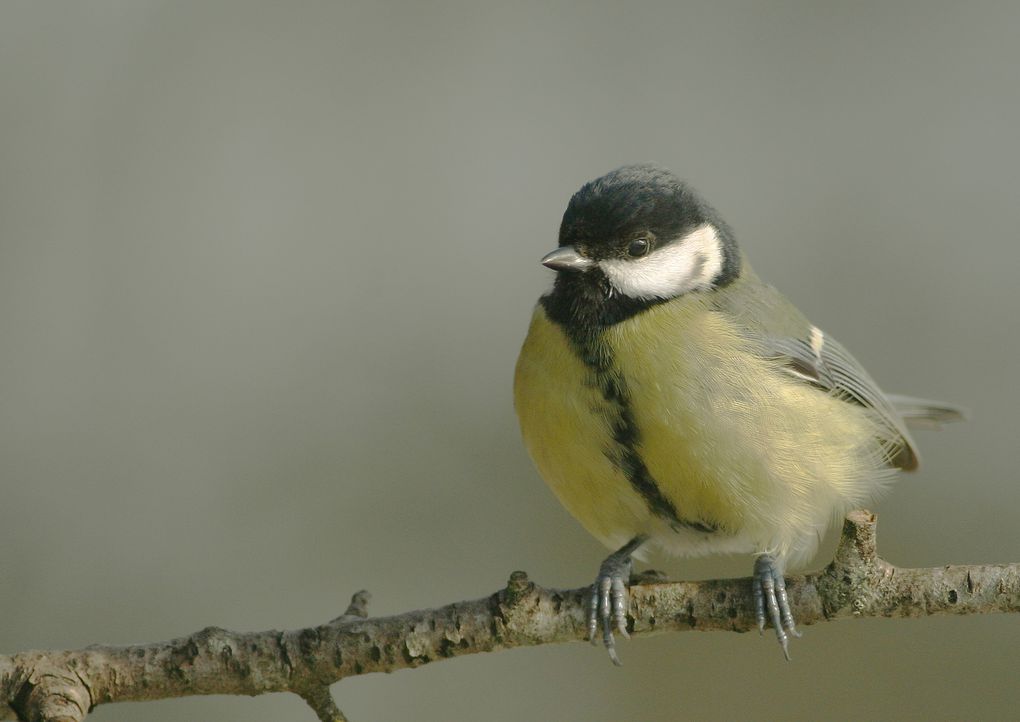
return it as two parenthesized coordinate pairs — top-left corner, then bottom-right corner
(1, 2), (1017, 720)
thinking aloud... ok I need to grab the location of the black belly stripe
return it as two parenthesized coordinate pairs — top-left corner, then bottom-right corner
(600, 372), (716, 534)
(540, 295), (716, 534)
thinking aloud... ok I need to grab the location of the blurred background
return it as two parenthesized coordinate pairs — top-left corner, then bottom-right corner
(1, 2), (1017, 720)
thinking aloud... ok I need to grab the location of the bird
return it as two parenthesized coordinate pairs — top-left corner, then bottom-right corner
(513, 163), (963, 663)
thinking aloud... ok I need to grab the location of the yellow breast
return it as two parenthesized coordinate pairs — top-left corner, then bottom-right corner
(513, 306), (653, 549)
(514, 299), (886, 561)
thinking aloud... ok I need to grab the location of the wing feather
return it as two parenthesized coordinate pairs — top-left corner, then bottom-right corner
(713, 267), (963, 472)
(718, 273), (926, 471)
(765, 330), (920, 470)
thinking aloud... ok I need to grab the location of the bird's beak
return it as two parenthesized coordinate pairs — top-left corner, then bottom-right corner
(541, 246), (594, 272)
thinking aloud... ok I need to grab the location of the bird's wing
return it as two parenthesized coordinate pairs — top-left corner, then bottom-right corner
(764, 326), (924, 470)
(714, 272), (922, 471)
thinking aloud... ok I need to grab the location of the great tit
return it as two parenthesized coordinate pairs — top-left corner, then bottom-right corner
(513, 164), (963, 663)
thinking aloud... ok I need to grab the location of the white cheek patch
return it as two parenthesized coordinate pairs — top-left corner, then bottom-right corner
(598, 223), (725, 300)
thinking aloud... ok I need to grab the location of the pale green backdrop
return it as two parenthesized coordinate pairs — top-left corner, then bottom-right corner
(1, 2), (1017, 720)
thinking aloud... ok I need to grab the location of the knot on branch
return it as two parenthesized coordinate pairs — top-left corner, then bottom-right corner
(818, 509), (886, 618)
(832, 510), (879, 571)
(492, 572), (583, 645)
(330, 590), (371, 624)
(342, 591), (371, 620)
(13, 669), (91, 722)
(501, 571), (534, 607)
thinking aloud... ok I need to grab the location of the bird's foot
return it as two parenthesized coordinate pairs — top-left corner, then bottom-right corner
(588, 536), (645, 666)
(752, 553), (801, 660)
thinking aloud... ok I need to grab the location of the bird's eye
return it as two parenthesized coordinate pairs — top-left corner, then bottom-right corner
(627, 238), (651, 257)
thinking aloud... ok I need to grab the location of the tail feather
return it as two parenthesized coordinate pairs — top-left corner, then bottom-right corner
(886, 394), (968, 430)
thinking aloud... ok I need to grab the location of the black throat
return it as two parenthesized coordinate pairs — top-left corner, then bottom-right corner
(539, 268), (665, 348)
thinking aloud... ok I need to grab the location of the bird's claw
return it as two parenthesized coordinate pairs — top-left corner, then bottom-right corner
(588, 542), (641, 666)
(588, 571), (629, 665)
(752, 553), (801, 659)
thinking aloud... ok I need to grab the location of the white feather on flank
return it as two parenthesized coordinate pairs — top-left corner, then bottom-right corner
(809, 326), (825, 360)
(599, 223), (724, 300)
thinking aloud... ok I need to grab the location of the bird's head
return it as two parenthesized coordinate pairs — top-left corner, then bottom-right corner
(543, 164), (740, 315)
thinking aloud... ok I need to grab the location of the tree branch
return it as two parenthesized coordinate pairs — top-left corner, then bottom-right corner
(3, 511), (1019, 721)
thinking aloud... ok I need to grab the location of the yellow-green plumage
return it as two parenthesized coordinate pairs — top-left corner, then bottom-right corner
(515, 270), (895, 567)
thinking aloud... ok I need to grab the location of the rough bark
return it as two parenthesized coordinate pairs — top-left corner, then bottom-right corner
(2, 511), (1018, 722)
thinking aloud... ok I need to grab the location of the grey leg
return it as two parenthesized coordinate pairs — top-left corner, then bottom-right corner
(752, 553), (801, 660)
(588, 536), (646, 666)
